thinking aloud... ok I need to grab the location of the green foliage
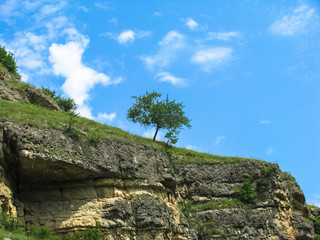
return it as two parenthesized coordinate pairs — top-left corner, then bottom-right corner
(127, 91), (191, 144)
(0, 45), (18, 74)
(41, 87), (77, 113)
(66, 225), (101, 240)
(27, 226), (60, 240)
(258, 164), (277, 187)
(235, 177), (257, 204)
(56, 97), (76, 112)
(167, 145), (257, 165)
(311, 210), (320, 238)
(179, 202), (227, 237)
(0, 213), (24, 232)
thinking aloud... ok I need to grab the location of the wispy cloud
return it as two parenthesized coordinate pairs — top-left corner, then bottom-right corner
(108, 17), (118, 25)
(34, 1), (67, 22)
(260, 119), (272, 124)
(152, 12), (162, 17)
(103, 29), (152, 45)
(118, 30), (135, 44)
(95, 2), (110, 10)
(214, 136), (226, 145)
(156, 72), (187, 87)
(97, 112), (116, 123)
(0, 0), (19, 22)
(185, 18), (199, 30)
(269, 5), (316, 36)
(266, 146), (275, 155)
(141, 30), (186, 71)
(207, 31), (241, 41)
(191, 47), (232, 72)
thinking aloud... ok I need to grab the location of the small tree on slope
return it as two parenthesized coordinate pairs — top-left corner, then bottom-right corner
(127, 91), (191, 145)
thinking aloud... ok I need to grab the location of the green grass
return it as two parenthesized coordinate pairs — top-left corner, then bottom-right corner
(0, 100), (159, 148)
(0, 99), (257, 165)
(167, 145), (256, 164)
(0, 228), (35, 240)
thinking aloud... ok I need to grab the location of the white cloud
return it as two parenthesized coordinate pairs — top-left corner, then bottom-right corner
(106, 30), (151, 45)
(77, 105), (94, 120)
(97, 112), (116, 123)
(269, 5), (316, 36)
(191, 47), (232, 71)
(152, 12), (162, 17)
(185, 18), (199, 30)
(118, 30), (135, 44)
(207, 31), (241, 41)
(214, 136), (226, 145)
(266, 147), (275, 155)
(34, 1), (67, 21)
(109, 17), (118, 25)
(156, 72), (187, 87)
(260, 119), (272, 124)
(78, 6), (88, 12)
(143, 128), (163, 141)
(141, 31), (186, 71)
(95, 2), (110, 10)
(0, 0), (19, 20)
(49, 34), (121, 118)
(158, 31), (185, 46)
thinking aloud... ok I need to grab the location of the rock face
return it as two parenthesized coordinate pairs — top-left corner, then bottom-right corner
(0, 71), (60, 111)
(0, 121), (316, 239)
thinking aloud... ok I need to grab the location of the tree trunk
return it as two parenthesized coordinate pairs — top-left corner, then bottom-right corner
(153, 126), (160, 142)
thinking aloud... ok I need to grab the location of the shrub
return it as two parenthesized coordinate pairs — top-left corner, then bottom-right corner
(28, 225), (60, 240)
(66, 225), (101, 240)
(0, 45), (18, 74)
(41, 87), (77, 113)
(235, 177), (257, 204)
(0, 213), (24, 232)
(55, 96), (76, 112)
(311, 210), (320, 239)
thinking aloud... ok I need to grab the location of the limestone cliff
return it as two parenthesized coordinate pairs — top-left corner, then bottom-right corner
(0, 71), (317, 239)
(0, 121), (315, 239)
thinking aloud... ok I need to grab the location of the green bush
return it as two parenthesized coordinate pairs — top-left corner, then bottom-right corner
(0, 213), (24, 232)
(235, 177), (257, 204)
(41, 87), (76, 112)
(27, 225), (60, 240)
(0, 45), (18, 74)
(311, 211), (320, 239)
(66, 226), (101, 240)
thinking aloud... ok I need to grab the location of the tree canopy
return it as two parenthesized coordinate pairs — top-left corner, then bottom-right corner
(127, 91), (191, 145)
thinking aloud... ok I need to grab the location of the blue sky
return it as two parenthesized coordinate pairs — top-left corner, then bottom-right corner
(1, 0), (320, 206)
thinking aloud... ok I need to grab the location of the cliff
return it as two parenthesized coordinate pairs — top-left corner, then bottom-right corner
(0, 68), (317, 239)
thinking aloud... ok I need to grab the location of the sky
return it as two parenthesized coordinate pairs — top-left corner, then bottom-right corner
(0, 0), (319, 206)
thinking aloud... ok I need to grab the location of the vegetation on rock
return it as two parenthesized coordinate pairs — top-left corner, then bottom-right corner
(235, 176), (257, 204)
(41, 87), (76, 112)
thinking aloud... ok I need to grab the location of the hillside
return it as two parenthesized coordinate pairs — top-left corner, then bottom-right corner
(0, 66), (318, 239)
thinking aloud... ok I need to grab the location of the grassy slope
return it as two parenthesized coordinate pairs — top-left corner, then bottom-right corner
(0, 99), (257, 164)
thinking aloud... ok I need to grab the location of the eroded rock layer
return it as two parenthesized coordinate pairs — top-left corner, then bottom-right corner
(0, 121), (316, 239)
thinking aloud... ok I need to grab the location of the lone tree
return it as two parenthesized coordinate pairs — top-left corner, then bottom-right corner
(127, 91), (191, 145)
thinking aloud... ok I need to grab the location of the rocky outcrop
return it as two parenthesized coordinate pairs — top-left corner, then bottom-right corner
(0, 121), (316, 239)
(0, 70), (60, 111)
